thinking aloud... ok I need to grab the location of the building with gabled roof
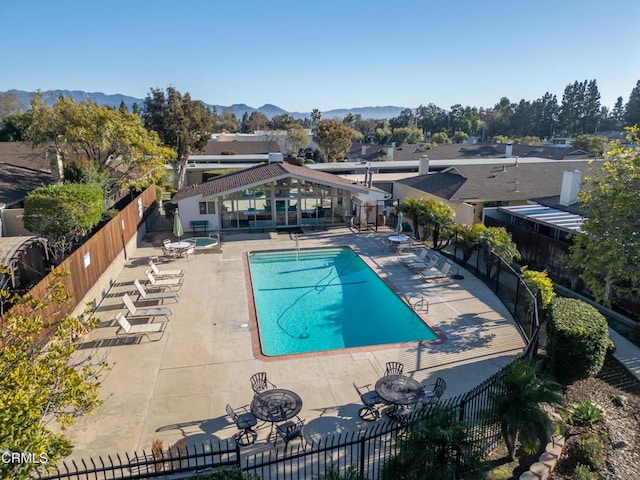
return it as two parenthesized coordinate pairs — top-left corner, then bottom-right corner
(173, 161), (389, 232)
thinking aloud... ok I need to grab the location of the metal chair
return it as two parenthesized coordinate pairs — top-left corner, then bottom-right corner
(225, 404), (258, 446)
(353, 382), (384, 421)
(250, 372), (277, 394)
(422, 377), (447, 405)
(275, 416), (305, 449)
(385, 361), (404, 376)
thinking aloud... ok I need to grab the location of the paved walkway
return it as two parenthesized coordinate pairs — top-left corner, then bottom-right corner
(609, 328), (640, 382)
(64, 228), (527, 462)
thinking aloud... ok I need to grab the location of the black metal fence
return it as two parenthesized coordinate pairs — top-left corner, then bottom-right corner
(35, 239), (537, 480)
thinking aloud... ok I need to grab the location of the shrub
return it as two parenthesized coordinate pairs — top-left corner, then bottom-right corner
(576, 431), (605, 469)
(547, 297), (609, 383)
(155, 185), (164, 203)
(574, 463), (596, 480)
(520, 266), (556, 309)
(568, 399), (603, 426)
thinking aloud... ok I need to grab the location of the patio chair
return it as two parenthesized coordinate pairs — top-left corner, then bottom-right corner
(275, 416), (305, 449)
(122, 293), (172, 321)
(420, 262), (453, 282)
(407, 255), (438, 271)
(226, 404), (258, 446)
(250, 372), (277, 394)
(400, 248), (428, 265)
(184, 243), (196, 261)
(161, 246), (178, 260)
(422, 377), (447, 406)
(385, 361), (404, 376)
(353, 382), (384, 421)
(162, 238), (172, 248)
(145, 270), (183, 290)
(134, 279), (179, 304)
(148, 260), (184, 278)
(114, 312), (166, 342)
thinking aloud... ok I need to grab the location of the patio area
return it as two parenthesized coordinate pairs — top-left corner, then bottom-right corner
(64, 227), (526, 462)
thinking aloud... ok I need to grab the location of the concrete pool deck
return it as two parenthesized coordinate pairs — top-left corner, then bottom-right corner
(64, 227), (527, 461)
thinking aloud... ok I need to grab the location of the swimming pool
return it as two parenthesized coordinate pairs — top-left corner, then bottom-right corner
(248, 247), (438, 356)
(182, 235), (220, 250)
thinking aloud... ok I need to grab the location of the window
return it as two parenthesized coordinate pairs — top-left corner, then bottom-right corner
(199, 201), (216, 214)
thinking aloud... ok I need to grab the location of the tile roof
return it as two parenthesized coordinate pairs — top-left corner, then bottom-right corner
(397, 160), (602, 203)
(173, 162), (370, 201)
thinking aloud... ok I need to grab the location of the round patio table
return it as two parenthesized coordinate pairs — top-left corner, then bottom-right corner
(375, 374), (425, 405)
(250, 388), (303, 423)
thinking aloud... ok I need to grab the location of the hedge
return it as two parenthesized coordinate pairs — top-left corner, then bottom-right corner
(546, 297), (609, 383)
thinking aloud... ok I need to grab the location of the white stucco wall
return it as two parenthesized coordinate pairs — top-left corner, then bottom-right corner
(393, 183), (477, 225)
(176, 195), (220, 232)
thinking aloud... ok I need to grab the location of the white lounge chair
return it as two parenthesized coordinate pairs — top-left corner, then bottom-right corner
(134, 279), (179, 304)
(148, 260), (184, 278)
(122, 293), (172, 321)
(400, 249), (429, 265)
(145, 270), (183, 290)
(420, 262), (453, 281)
(115, 312), (166, 342)
(407, 255), (439, 271)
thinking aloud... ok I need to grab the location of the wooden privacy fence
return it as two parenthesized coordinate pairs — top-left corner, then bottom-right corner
(3, 186), (157, 337)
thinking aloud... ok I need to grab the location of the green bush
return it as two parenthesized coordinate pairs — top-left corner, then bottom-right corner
(576, 431), (605, 469)
(520, 266), (556, 309)
(155, 185), (164, 203)
(547, 297), (609, 383)
(574, 463), (596, 480)
(568, 399), (603, 426)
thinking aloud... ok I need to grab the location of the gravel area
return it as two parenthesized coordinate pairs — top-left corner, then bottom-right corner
(550, 356), (640, 480)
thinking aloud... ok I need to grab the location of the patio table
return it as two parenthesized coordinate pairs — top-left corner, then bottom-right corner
(388, 235), (410, 251)
(250, 388), (303, 423)
(375, 374), (425, 406)
(169, 241), (191, 257)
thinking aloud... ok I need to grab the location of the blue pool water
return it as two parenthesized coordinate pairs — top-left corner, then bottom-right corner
(248, 247), (437, 356)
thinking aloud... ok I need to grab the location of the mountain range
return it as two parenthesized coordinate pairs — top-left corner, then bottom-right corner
(3, 89), (406, 120)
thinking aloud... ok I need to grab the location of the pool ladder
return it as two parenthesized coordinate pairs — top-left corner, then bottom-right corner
(408, 294), (429, 313)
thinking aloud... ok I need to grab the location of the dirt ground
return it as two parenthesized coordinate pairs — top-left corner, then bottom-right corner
(486, 355), (640, 480)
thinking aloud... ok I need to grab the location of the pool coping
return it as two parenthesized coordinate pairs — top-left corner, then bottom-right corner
(243, 245), (446, 362)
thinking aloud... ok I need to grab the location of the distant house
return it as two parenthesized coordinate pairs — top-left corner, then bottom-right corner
(172, 161), (388, 232)
(393, 159), (602, 224)
(0, 142), (58, 236)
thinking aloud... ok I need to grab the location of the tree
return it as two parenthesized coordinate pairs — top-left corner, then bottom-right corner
(454, 223), (487, 263)
(0, 90), (25, 122)
(313, 119), (352, 162)
(24, 183), (104, 258)
(29, 95), (170, 192)
(625, 80), (640, 127)
(284, 125), (310, 156)
(490, 359), (562, 460)
(480, 226), (520, 279)
(568, 126), (640, 305)
(399, 197), (429, 237)
(268, 113), (299, 130)
(430, 131), (450, 144)
(143, 87), (214, 189)
(391, 127), (424, 146)
(241, 110), (268, 133)
(0, 111), (32, 141)
(572, 134), (608, 156)
(381, 405), (486, 480)
(0, 268), (107, 479)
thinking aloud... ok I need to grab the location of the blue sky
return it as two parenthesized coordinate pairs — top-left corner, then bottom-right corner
(1, 0), (638, 113)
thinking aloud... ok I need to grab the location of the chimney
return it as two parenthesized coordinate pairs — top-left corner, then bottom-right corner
(46, 146), (64, 183)
(505, 142), (513, 158)
(559, 169), (583, 206)
(386, 142), (395, 162)
(361, 145), (368, 156)
(419, 155), (430, 175)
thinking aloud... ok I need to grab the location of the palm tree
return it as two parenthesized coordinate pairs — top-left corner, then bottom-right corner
(381, 405), (486, 480)
(491, 359), (562, 460)
(480, 226), (520, 279)
(399, 197), (429, 238)
(423, 199), (455, 249)
(454, 223), (487, 263)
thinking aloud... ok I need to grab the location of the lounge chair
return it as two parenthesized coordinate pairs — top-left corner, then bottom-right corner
(134, 279), (179, 304)
(122, 293), (172, 321)
(145, 270), (183, 290)
(407, 255), (438, 271)
(148, 260), (184, 278)
(400, 249), (429, 265)
(420, 262), (453, 282)
(115, 312), (166, 342)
